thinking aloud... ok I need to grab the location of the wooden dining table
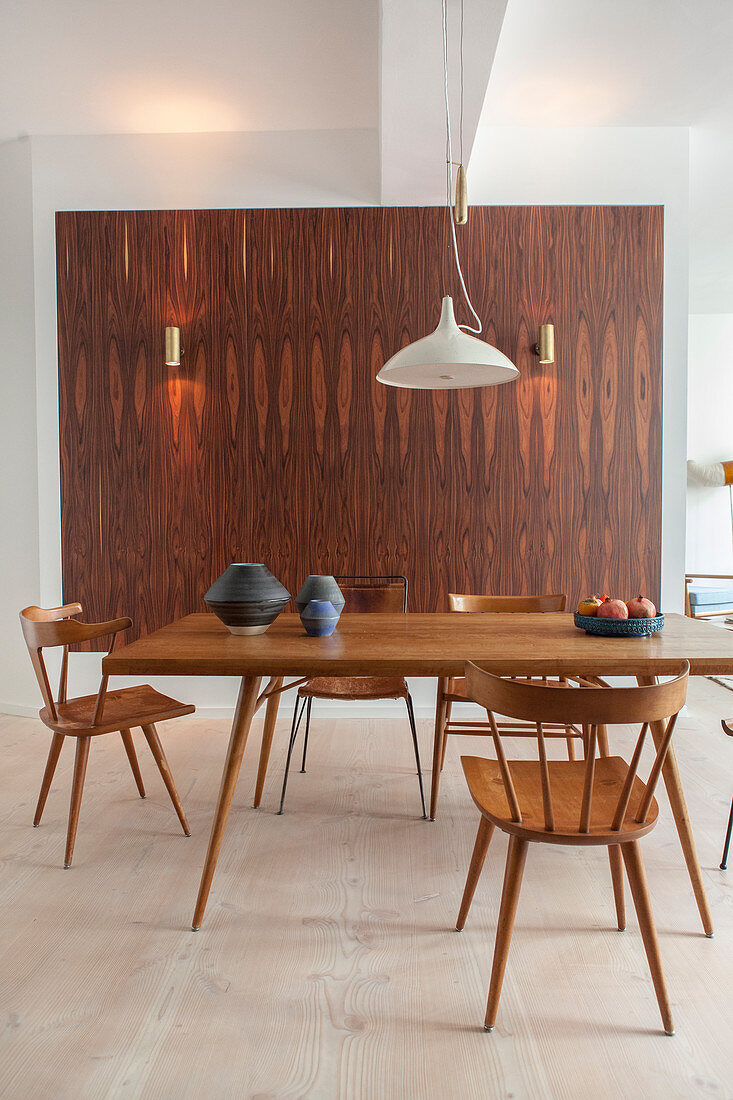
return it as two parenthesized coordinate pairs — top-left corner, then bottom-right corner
(103, 611), (733, 931)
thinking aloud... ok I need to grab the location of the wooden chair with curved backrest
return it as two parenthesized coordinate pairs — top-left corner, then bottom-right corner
(20, 603), (195, 867)
(430, 593), (584, 819)
(456, 660), (689, 1035)
(277, 576), (426, 818)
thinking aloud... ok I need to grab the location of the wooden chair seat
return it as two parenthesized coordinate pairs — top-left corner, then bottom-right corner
(462, 755), (659, 845)
(41, 685), (195, 737)
(298, 675), (408, 701)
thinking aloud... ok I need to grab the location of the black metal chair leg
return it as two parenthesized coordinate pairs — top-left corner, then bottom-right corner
(405, 693), (427, 819)
(300, 697), (313, 772)
(721, 795), (733, 869)
(278, 696), (307, 815)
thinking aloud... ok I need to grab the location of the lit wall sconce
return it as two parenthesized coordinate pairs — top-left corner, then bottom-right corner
(165, 326), (183, 366)
(534, 323), (555, 365)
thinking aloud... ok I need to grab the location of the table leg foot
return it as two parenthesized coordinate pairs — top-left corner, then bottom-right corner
(191, 675), (261, 931)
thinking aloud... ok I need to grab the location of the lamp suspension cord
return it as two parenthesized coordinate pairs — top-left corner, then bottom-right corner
(442, 0), (481, 334)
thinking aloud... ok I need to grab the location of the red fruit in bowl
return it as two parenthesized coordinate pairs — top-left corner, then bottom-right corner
(597, 598), (629, 620)
(626, 595), (656, 619)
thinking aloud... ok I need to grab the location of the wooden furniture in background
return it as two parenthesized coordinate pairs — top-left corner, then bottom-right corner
(20, 604), (194, 867)
(684, 572), (733, 618)
(458, 660), (689, 1034)
(275, 577), (426, 818)
(430, 592), (584, 819)
(56, 206), (663, 643)
(102, 611), (731, 931)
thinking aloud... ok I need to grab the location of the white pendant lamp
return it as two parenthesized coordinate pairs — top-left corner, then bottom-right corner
(377, 0), (518, 392)
(377, 296), (518, 390)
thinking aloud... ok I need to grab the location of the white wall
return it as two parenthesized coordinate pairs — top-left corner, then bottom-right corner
(468, 126), (690, 614)
(0, 138), (43, 705)
(686, 313), (733, 573)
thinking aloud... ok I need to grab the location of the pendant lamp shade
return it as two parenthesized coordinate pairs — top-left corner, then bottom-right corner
(377, 297), (518, 390)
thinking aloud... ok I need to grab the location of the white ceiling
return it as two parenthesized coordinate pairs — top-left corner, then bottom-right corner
(2, 0), (733, 309)
(482, 0), (733, 127)
(0, 0), (378, 139)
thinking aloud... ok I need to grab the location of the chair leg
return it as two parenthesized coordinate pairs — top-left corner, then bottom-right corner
(620, 840), (674, 1035)
(721, 795), (733, 869)
(608, 845), (626, 930)
(440, 701), (453, 770)
(429, 678), (449, 820)
(595, 723), (625, 928)
(140, 724), (190, 836)
(565, 729), (576, 760)
(300, 697), (313, 773)
(484, 835), (529, 1031)
(33, 732), (65, 827)
(405, 693), (427, 819)
(64, 737), (91, 868)
(120, 728), (146, 798)
(456, 816), (495, 930)
(278, 696), (308, 814)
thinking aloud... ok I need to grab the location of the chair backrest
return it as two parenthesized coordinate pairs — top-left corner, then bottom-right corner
(464, 660), (689, 834)
(335, 575), (408, 614)
(20, 604), (131, 722)
(449, 593), (566, 613)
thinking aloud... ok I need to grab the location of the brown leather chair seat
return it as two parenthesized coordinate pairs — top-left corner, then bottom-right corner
(299, 675), (408, 700)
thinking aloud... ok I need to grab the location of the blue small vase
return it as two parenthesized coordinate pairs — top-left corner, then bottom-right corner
(300, 599), (340, 637)
(295, 575), (345, 615)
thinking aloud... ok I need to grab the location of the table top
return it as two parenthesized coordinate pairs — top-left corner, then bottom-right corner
(102, 612), (733, 679)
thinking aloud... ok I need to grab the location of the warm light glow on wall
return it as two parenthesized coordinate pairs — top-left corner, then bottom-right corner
(123, 87), (241, 134)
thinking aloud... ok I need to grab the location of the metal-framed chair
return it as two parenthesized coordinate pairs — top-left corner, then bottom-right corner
(720, 719), (733, 869)
(278, 576), (426, 818)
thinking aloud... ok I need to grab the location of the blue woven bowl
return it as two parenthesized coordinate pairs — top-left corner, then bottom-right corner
(574, 612), (664, 637)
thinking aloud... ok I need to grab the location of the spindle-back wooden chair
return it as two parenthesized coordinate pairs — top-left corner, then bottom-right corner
(20, 603), (194, 867)
(430, 593), (585, 819)
(457, 660), (689, 1035)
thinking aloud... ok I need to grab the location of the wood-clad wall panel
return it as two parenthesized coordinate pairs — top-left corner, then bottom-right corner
(56, 206), (663, 645)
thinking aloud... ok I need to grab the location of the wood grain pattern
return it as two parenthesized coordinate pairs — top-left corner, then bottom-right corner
(102, 612), (733, 680)
(56, 207), (663, 644)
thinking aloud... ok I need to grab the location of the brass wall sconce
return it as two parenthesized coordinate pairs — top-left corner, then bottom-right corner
(534, 323), (555, 365)
(165, 326), (183, 367)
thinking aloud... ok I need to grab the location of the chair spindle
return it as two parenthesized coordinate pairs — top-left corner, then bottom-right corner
(488, 709), (522, 823)
(579, 724), (597, 833)
(535, 721), (554, 831)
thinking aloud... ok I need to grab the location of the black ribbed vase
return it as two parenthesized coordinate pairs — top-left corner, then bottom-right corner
(204, 563), (290, 635)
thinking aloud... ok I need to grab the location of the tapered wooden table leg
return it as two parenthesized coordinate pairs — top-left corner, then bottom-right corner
(253, 676), (283, 808)
(192, 675), (262, 930)
(637, 674), (714, 937)
(429, 677), (448, 820)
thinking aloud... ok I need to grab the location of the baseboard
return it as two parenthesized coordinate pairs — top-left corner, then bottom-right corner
(0, 701), (41, 719)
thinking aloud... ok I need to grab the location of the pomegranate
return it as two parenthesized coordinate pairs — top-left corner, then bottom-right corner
(597, 598), (629, 620)
(626, 595), (656, 619)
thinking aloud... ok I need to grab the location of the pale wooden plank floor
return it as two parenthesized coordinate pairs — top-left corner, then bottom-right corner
(1, 678), (733, 1099)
